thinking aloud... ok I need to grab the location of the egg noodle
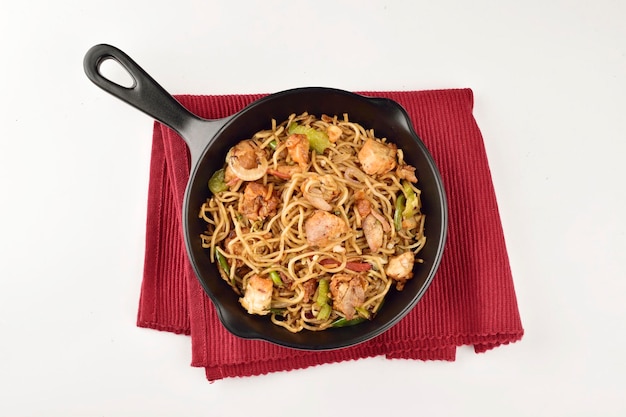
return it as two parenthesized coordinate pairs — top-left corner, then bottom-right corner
(199, 113), (425, 332)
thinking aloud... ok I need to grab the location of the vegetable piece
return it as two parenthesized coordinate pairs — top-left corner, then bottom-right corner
(355, 306), (371, 319)
(317, 304), (332, 321)
(402, 181), (419, 218)
(267, 168), (291, 180)
(267, 165), (302, 180)
(394, 182), (420, 231)
(331, 316), (367, 327)
(215, 248), (230, 275)
(314, 278), (332, 320)
(208, 168), (228, 194)
(394, 194), (406, 231)
(269, 270), (283, 287)
(346, 261), (372, 272)
(268, 140), (277, 150)
(216, 248), (236, 287)
(288, 124), (332, 154)
(316, 278), (330, 306)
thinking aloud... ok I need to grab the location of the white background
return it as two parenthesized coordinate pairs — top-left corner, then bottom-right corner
(2, 0), (625, 415)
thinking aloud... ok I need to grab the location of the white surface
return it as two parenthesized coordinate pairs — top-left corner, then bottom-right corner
(2, 1), (625, 415)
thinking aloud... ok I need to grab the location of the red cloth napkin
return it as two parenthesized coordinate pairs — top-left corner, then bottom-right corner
(137, 89), (524, 381)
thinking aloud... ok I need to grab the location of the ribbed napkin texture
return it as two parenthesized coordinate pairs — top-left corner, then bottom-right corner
(137, 89), (524, 381)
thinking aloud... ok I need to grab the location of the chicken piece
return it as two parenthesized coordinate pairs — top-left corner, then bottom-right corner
(238, 182), (280, 221)
(230, 140), (259, 169)
(240, 274), (273, 315)
(329, 273), (367, 320)
(285, 133), (310, 168)
(402, 216), (418, 231)
(223, 164), (239, 186)
(385, 251), (415, 290)
(354, 190), (371, 218)
(227, 140), (269, 181)
(267, 164), (303, 180)
(396, 164), (418, 183)
(357, 139), (397, 176)
(362, 214), (384, 252)
(304, 210), (349, 247)
(301, 279), (318, 303)
(354, 191), (390, 233)
(327, 125), (342, 143)
(301, 174), (339, 211)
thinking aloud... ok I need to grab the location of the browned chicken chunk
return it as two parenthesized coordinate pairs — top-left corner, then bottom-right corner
(354, 190), (371, 218)
(238, 182), (280, 221)
(362, 214), (384, 252)
(223, 164), (238, 186)
(301, 279), (318, 303)
(304, 210), (349, 247)
(327, 125), (343, 143)
(329, 273), (367, 320)
(230, 140), (259, 169)
(285, 133), (310, 168)
(227, 139), (269, 181)
(240, 274), (273, 315)
(357, 139), (397, 175)
(396, 164), (418, 183)
(267, 164), (303, 180)
(385, 251), (415, 290)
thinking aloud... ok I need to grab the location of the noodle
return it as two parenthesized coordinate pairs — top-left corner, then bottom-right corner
(199, 113), (426, 332)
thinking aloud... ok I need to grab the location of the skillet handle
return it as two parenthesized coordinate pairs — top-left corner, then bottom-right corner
(83, 44), (211, 161)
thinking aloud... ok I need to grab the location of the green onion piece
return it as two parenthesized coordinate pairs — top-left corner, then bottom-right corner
(317, 304), (332, 320)
(355, 306), (371, 319)
(394, 194), (406, 231)
(270, 308), (286, 316)
(402, 181), (419, 218)
(316, 278), (330, 306)
(208, 168), (228, 194)
(402, 180), (414, 196)
(314, 278), (332, 320)
(331, 316), (367, 327)
(269, 270), (283, 287)
(288, 124), (332, 154)
(268, 140), (277, 150)
(215, 249), (230, 275)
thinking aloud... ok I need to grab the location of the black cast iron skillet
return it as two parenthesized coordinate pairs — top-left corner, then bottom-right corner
(84, 44), (448, 350)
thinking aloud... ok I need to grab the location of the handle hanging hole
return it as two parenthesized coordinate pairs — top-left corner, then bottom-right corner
(98, 57), (136, 88)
